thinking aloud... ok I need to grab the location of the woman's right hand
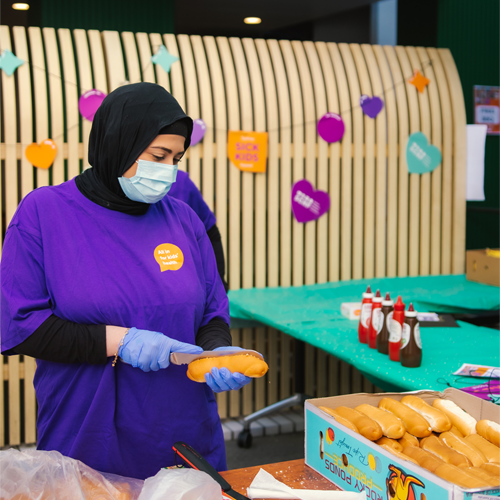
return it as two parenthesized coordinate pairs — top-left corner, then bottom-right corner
(118, 327), (202, 372)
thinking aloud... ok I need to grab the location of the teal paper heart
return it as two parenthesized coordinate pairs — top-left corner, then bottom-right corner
(406, 132), (442, 174)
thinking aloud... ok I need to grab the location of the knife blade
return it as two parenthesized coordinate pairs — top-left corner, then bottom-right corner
(172, 441), (250, 500)
(170, 349), (264, 366)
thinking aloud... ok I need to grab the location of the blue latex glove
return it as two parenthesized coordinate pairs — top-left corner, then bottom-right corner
(119, 327), (203, 372)
(204, 346), (254, 393)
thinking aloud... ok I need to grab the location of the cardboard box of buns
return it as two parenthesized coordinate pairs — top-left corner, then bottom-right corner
(305, 388), (500, 499)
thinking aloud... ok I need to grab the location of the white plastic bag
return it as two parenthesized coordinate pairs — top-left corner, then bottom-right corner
(138, 468), (221, 500)
(0, 448), (143, 499)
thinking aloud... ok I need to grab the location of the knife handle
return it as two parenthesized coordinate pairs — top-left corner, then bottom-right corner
(173, 441), (231, 490)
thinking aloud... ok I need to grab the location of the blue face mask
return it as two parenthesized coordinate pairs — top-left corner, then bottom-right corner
(118, 159), (178, 204)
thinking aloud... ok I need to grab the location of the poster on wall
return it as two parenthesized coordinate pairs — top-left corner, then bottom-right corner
(227, 131), (268, 173)
(474, 85), (499, 135)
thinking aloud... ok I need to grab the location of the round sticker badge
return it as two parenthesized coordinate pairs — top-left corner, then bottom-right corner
(154, 243), (184, 271)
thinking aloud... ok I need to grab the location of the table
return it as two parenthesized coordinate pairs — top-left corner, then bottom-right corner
(220, 459), (340, 498)
(228, 275), (500, 393)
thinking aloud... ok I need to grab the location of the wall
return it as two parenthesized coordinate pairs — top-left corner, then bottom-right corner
(437, 0), (500, 250)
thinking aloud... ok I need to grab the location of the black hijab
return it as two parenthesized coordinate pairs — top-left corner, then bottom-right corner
(75, 82), (193, 215)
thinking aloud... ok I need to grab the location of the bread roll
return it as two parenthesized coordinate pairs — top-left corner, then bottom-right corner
(464, 467), (500, 486)
(403, 446), (444, 472)
(334, 407), (383, 441)
(376, 437), (404, 452)
(450, 425), (464, 438)
(481, 462), (500, 477)
(434, 463), (488, 489)
(432, 399), (477, 437)
(400, 395), (451, 433)
(476, 419), (500, 447)
(318, 406), (359, 434)
(465, 433), (500, 463)
(398, 432), (419, 448)
(378, 398), (432, 438)
(420, 435), (471, 467)
(187, 354), (268, 382)
(356, 404), (405, 439)
(439, 431), (486, 467)
(379, 444), (419, 465)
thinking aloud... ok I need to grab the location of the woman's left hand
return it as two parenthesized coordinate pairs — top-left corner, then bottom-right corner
(204, 346), (253, 393)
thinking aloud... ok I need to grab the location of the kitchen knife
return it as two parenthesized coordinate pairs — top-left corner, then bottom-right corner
(170, 348), (264, 366)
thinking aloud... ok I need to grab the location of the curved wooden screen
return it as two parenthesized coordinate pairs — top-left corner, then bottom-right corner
(0, 26), (467, 443)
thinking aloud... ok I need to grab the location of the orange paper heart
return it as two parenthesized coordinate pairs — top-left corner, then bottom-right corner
(25, 139), (57, 169)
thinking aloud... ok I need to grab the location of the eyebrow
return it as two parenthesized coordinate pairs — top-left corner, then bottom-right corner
(150, 146), (185, 156)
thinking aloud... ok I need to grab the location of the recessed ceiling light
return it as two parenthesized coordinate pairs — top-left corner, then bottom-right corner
(244, 17), (261, 25)
(12, 3), (30, 10)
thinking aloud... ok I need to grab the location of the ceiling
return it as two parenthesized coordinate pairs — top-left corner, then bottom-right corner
(175, 0), (378, 37)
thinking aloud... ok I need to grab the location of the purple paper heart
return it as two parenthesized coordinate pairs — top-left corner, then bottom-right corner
(190, 119), (206, 146)
(360, 95), (384, 118)
(78, 89), (107, 122)
(291, 179), (330, 223)
(317, 113), (345, 143)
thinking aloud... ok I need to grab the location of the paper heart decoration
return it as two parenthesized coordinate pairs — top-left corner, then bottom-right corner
(25, 139), (57, 169)
(360, 95), (384, 118)
(291, 179), (330, 223)
(317, 113), (345, 143)
(190, 119), (206, 146)
(78, 89), (107, 121)
(406, 132), (442, 174)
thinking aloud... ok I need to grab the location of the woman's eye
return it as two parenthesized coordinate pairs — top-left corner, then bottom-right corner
(152, 155), (164, 161)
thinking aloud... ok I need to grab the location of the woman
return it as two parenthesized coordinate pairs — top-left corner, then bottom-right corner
(1, 83), (252, 480)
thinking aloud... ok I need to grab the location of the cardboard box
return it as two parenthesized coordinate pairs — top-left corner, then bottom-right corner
(341, 302), (362, 320)
(305, 388), (500, 500)
(466, 249), (500, 287)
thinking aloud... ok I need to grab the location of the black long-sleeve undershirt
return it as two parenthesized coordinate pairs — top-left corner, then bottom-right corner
(12, 315), (231, 364)
(207, 224), (229, 292)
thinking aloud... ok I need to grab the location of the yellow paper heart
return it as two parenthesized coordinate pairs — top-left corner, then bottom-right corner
(25, 139), (57, 169)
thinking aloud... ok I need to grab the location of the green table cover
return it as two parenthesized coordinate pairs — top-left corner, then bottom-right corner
(228, 274), (500, 393)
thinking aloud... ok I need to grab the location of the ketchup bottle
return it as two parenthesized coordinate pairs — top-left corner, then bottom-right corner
(400, 303), (422, 367)
(389, 296), (405, 361)
(368, 290), (382, 349)
(358, 285), (373, 344)
(377, 293), (393, 354)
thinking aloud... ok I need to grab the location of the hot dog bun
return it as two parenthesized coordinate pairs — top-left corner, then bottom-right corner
(402, 446), (444, 473)
(186, 354), (268, 382)
(398, 432), (419, 449)
(356, 404), (405, 439)
(476, 419), (500, 447)
(432, 399), (477, 437)
(465, 433), (500, 463)
(318, 407), (359, 434)
(376, 437), (404, 452)
(481, 462), (500, 477)
(378, 398), (432, 438)
(400, 395), (451, 433)
(420, 435), (471, 467)
(379, 444), (419, 465)
(464, 467), (500, 486)
(434, 463), (488, 489)
(334, 407), (383, 441)
(439, 431), (486, 467)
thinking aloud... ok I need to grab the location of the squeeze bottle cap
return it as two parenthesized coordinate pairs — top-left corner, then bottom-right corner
(373, 289), (383, 302)
(394, 295), (405, 311)
(405, 302), (417, 317)
(362, 285), (374, 299)
(382, 292), (393, 306)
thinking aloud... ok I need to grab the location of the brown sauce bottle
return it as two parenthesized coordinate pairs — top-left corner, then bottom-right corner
(400, 303), (422, 368)
(377, 293), (394, 355)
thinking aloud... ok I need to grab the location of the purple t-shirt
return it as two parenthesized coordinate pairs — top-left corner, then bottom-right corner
(0, 179), (229, 479)
(168, 170), (216, 232)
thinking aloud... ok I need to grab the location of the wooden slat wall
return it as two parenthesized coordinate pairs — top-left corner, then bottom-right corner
(0, 27), (467, 443)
